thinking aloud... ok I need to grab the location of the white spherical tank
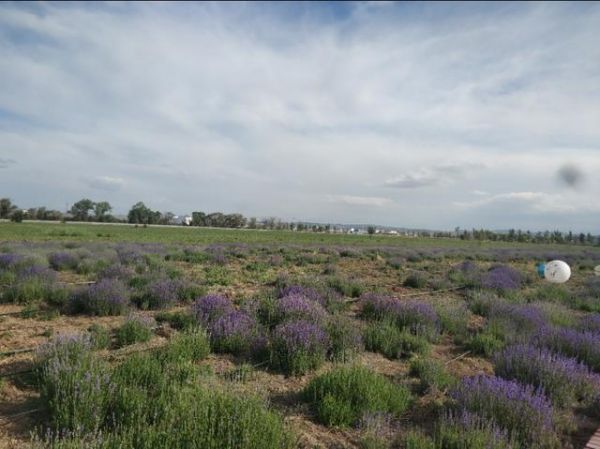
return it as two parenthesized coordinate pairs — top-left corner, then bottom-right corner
(544, 260), (571, 284)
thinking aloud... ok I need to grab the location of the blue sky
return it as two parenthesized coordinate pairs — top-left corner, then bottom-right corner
(1, 1), (599, 231)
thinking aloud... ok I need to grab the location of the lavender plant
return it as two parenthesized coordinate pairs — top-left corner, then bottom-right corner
(303, 365), (412, 427)
(210, 310), (261, 355)
(48, 252), (80, 271)
(271, 320), (329, 376)
(275, 293), (328, 325)
(115, 315), (154, 347)
(450, 375), (562, 449)
(73, 279), (130, 316)
(36, 334), (112, 433)
(192, 294), (234, 328)
(481, 265), (522, 293)
(434, 409), (517, 449)
(326, 314), (364, 362)
(534, 326), (600, 372)
(494, 344), (600, 407)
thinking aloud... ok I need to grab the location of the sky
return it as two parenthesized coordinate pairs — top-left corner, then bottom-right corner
(1, 1), (599, 232)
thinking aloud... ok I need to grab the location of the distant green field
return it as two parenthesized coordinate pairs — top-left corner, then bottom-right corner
(0, 221), (593, 252)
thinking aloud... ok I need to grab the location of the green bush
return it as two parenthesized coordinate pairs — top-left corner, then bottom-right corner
(327, 315), (364, 363)
(466, 332), (505, 357)
(115, 317), (153, 347)
(304, 365), (412, 427)
(156, 329), (210, 364)
(155, 310), (197, 330)
(402, 431), (435, 449)
(409, 358), (457, 393)
(88, 324), (111, 350)
(364, 320), (430, 359)
(403, 274), (427, 289)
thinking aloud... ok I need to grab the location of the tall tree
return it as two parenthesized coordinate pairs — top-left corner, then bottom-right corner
(94, 201), (112, 221)
(0, 198), (17, 219)
(70, 198), (95, 221)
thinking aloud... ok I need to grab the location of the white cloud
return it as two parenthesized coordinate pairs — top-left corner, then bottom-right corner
(454, 191), (600, 214)
(0, 3), (599, 230)
(87, 176), (125, 192)
(326, 195), (393, 207)
(384, 163), (484, 189)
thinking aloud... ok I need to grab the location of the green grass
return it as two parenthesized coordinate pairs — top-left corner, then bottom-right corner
(0, 221), (589, 250)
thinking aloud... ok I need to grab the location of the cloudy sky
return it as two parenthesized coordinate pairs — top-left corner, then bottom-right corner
(1, 2), (599, 232)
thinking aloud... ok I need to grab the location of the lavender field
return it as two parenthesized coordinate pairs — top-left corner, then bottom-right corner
(1, 227), (600, 449)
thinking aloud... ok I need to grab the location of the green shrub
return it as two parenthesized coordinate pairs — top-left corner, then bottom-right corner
(157, 329), (210, 364)
(327, 315), (364, 363)
(402, 430), (435, 449)
(466, 332), (505, 357)
(304, 365), (412, 427)
(364, 320), (430, 359)
(409, 358), (457, 393)
(328, 276), (364, 298)
(88, 324), (111, 350)
(155, 310), (197, 330)
(115, 316), (153, 347)
(403, 274), (427, 289)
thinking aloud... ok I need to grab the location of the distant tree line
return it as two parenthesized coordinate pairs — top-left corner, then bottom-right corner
(1, 197), (598, 245)
(431, 227), (598, 245)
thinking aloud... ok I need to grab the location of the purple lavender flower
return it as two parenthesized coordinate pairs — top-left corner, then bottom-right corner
(494, 344), (600, 406)
(450, 375), (561, 448)
(75, 279), (130, 316)
(482, 265), (522, 291)
(192, 294), (234, 327)
(278, 285), (325, 306)
(578, 314), (600, 334)
(436, 409), (516, 449)
(138, 278), (181, 309)
(271, 320), (329, 375)
(534, 326), (600, 372)
(48, 252), (80, 271)
(276, 294), (328, 324)
(0, 253), (23, 269)
(210, 311), (260, 355)
(97, 263), (134, 281)
(17, 263), (57, 282)
(360, 294), (439, 340)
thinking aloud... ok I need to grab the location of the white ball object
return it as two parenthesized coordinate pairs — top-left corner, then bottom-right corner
(544, 260), (571, 284)
(594, 265), (600, 277)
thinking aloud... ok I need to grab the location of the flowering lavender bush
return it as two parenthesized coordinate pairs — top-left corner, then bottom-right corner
(494, 344), (600, 407)
(210, 310), (261, 355)
(37, 334), (112, 433)
(534, 326), (600, 372)
(0, 253), (23, 269)
(481, 265), (522, 292)
(48, 251), (80, 271)
(97, 263), (135, 281)
(450, 375), (562, 449)
(578, 314), (600, 333)
(192, 294), (234, 328)
(435, 410), (516, 449)
(271, 320), (329, 376)
(326, 314), (363, 362)
(73, 279), (130, 316)
(303, 365), (412, 427)
(278, 285), (325, 306)
(360, 294), (439, 340)
(135, 278), (182, 310)
(275, 293), (328, 325)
